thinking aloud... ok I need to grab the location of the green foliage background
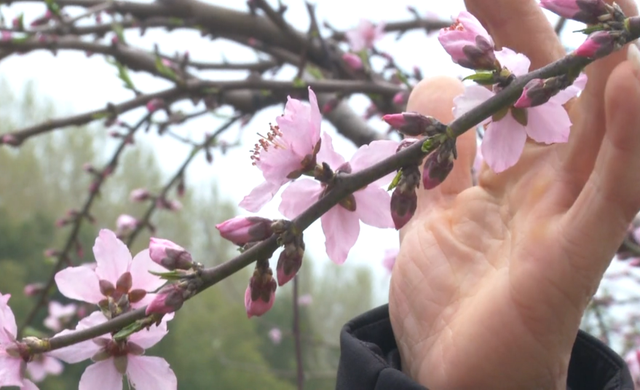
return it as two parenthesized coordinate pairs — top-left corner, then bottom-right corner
(0, 80), (377, 389)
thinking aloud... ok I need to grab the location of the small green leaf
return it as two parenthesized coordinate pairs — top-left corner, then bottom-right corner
(421, 139), (433, 153)
(112, 23), (125, 44)
(44, 0), (61, 16)
(155, 55), (177, 81)
(292, 78), (306, 88)
(113, 321), (144, 341)
(148, 270), (183, 280)
(387, 170), (403, 191)
(306, 65), (324, 80)
(91, 111), (109, 120)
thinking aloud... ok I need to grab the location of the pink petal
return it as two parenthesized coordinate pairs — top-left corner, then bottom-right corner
(127, 356), (177, 390)
(54, 266), (103, 304)
(316, 132), (345, 170)
(276, 97), (314, 156)
(128, 322), (168, 350)
(0, 293), (17, 339)
(354, 186), (394, 228)
(481, 114), (527, 173)
(94, 229), (132, 283)
(21, 379), (39, 390)
(258, 147), (306, 183)
(550, 73), (588, 105)
(494, 47), (530, 76)
(308, 88), (322, 142)
(132, 292), (157, 309)
(453, 85), (494, 119)
(47, 333), (101, 364)
(279, 179), (323, 219)
(350, 140), (399, 186)
(525, 104), (572, 144)
(321, 206), (360, 264)
(239, 180), (282, 212)
(0, 355), (24, 387)
(79, 360), (123, 390)
(129, 249), (166, 293)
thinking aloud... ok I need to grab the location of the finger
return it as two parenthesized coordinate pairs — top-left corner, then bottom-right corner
(558, 60), (640, 287)
(561, 0), (639, 184)
(406, 76), (476, 198)
(464, 0), (565, 69)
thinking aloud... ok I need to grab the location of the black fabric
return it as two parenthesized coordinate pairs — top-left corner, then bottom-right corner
(336, 305), (635, 390)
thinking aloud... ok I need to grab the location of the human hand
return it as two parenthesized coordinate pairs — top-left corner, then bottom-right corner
(389, 1), (640, 388)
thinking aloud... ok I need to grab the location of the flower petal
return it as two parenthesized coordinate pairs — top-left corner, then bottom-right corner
(0, 292), (17, 340)
(525, 104), (572, 144)
(21, 379), (39, 390)
(453, 85), (494, 119)
(94, 229), (132, 283)
(321, 206), (360, 264)
(239, 180), (282, 212)
(494, 47), (530, 76)
(307, 88), (322, 143)
(354, 186), (394, 228)
(47, 333), (101, 364)
(127, 356), (177, 390)
(258, 147), (305, 183)
(54, 266), (102, 304)
(0, 355), (24, 387)
(279, 179), (323, 219)
(128, 322), (168, 350)
(129, 250), (166, 293)
(350, 140), (399, 186)
(481, 114), (527, 173)
(79, 360), (123, 390)
(316, 132), (346, 170)
(550, 73), (588, 105)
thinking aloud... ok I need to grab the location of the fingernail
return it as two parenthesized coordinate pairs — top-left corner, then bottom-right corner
(627, 41), (640, 74)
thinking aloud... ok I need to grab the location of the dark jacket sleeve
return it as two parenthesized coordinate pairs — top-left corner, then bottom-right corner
(336, 304), (634, 390)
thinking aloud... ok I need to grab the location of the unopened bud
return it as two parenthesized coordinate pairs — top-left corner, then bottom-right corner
(216, 216), (274, 246)
(540, 0), (607, 25)
(129, 188), (151, 202)
(145, 283), (185, 315)
(390, 166), (420, 230)
(423, 144), (456, 190)
(383, 112), (444, 137)
(245, 264), (277, 318)
(438, 12), (499, 71)
(575, 31), (618, 59)
(342, 53), (363, 70)
(276, 241), (304, 286)
(149, 237), (193, 270)
(24, 283), (45, 297)
(1, 134), (21, 146)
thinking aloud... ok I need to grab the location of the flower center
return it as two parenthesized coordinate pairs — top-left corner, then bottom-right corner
(250, 124), (287, 166)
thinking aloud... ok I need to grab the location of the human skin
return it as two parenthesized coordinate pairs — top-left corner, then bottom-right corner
(389, 0), (640, 388)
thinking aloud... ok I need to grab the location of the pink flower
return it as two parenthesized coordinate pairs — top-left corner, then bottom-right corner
(297, 294), (313, 306)
(43, 301), (77, 332)
(540, 0), (606, 24)
(279, 132), (397, 264)
(438, 11), (497, 70)
(382, 248), (398, 274)
(149, 238), (193, 270)
(116, 214), (138, 235)
(0, 293), (28, 388)
(342, 53), (363, 70)
(49, 312), (177, 390)
(268, 328), (282, 344)
(240, 87), (322, 212)
(625, 349), (640, 386)
(215, 216), (273, 246)
(345, 19), (385, 51)
(54, 229), (166, 310)
(453, 48), (587, 173)
(26, 355), (63, 383)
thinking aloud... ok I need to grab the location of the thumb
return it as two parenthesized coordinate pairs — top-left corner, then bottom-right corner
(405, 76), (476, 209)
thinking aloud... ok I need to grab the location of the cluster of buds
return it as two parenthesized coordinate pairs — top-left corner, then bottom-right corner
(245, 259), (277, 318)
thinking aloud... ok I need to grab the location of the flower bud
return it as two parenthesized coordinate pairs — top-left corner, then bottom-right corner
(24, 283), (45, 297)
(514, 77), (571, 109)
(438, 11), (499, 71)
(276, 241), (304, 286)
(540, 0), (607, 24)
(1, 134), (21, 146)
(383, 112), (444, 137)
(342, 53), (363, 70)
(390, 188), (417, 230)
(116, 214), (138, 235)
(129, 188), (151, 202)
(145, 283), (185, 315)
(146, 98), (165, 113)
(574, 31), (617, 59)
(149, 237), (193, 270)
(393, 91), (408, 106)
(216, 216), (273, 246)
(423, 147), (455, 190)
(268, 328), (282, 344)
(245, 267), (277, 318)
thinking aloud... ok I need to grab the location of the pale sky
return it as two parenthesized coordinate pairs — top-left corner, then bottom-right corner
(0, 0), (635, 307)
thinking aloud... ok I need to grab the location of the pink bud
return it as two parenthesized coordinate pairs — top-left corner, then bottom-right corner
(342, 53), (363, 70)
(149, 237), (193, 270)
(44, 248), (60, 258)
(392, 91), (408, 106)
(145, 284), (185, 315)
(423, 149), (455, 190)
(438, 11), (498, 70)
(540, 0), (607, 24)
(268, 328), (282, 344)
(245, 273), (277, 318)
(575, 31), (616, 59)
(1, 134), (20, 146)
(390, 187), (417, 230)
(1, 31), (11, 42)
(111, 35), (119, 45)
(129, 188), (151, 202)
(146, 98), (165, 113)
(383, 112), (444, 137)
(276, 242), (304, 287)
(116, 214), (138, 234)
(24, 283), (44, 297)
(216, 216), (273, 246)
